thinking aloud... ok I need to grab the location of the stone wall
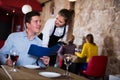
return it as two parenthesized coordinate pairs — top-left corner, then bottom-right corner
(40, 0), (120, 76)
(73, 0), (120, 76)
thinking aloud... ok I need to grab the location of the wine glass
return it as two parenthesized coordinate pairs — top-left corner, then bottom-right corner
(63, 54), (72, 76)
(75, 45), (81, 52)
(10, 50), (19, 72)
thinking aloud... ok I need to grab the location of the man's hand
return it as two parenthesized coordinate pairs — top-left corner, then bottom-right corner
(40, 56), (50, 65)
(6, 59), (13, 66)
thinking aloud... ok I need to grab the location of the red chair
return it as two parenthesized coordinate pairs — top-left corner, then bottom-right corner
(0, 40), (5, 48)
(82, 56), (108, 80)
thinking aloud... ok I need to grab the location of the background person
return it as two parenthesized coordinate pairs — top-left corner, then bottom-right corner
(56, 35), (76, 67)
(75, 33), (98, 74)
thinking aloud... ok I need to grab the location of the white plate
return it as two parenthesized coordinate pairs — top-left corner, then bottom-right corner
(39, 72), (61, 78)
(23, 65), (40, 69)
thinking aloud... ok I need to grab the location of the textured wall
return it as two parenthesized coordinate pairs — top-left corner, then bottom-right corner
(73, 0), (120, 76)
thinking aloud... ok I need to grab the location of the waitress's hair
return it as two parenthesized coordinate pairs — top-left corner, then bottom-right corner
(58, 9), (72, 24)
(86, 34), (96, 45)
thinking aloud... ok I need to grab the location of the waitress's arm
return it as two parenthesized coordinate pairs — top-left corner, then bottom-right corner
(42, 19), (55, 47)
(42, 34), (50, 47)
(60, 25), (68, 42)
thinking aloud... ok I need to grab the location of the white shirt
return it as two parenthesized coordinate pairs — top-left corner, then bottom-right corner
(42, 18), (68, 47)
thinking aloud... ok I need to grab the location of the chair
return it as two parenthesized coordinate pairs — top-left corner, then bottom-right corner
(82, 56), (108, 80)
(0, 40), (5, 48)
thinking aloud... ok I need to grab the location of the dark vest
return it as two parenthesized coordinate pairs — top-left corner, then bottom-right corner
(38, 26), (66, 47)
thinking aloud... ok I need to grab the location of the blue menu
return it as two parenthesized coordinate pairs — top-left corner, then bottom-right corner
(28, 44), (61, 57)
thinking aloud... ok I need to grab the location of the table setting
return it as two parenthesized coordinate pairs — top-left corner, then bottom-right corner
(0, 48), (88, 80)
(0, 64), (88, 80)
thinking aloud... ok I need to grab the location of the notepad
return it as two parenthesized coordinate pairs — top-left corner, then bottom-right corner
(28, 44), (61, 57)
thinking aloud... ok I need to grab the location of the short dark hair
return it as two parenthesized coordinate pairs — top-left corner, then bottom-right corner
(58, 9), (71, 24)
(25, 11), (40, 23)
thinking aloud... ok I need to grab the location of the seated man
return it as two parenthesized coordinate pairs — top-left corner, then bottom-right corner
(0, 11), (49, 67)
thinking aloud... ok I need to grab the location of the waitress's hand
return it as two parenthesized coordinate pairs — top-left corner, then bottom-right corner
(40, 56), (50, 65)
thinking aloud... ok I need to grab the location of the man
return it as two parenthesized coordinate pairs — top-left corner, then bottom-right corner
(0, 11), (49, 67)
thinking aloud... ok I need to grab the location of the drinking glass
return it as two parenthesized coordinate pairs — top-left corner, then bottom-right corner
(75, 45), (81, 52)
(63, 54), (72, 76)
(10, 50), (19, 72)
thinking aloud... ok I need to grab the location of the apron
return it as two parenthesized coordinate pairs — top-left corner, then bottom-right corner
(38, 25), (66, 66)
(38, 25), (66, 48)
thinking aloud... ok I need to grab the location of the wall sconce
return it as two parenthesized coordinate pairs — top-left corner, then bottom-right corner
(22, 4), (32, 14)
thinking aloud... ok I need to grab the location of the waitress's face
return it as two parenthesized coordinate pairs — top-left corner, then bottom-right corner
(55, 15), (66, 27)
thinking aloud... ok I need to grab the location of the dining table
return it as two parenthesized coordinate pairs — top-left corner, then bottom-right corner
(0, 65), (88, 80)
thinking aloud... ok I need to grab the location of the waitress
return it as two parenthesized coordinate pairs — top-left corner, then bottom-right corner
(38, 9), (72, 66)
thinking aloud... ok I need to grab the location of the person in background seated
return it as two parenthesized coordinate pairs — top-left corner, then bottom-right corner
(58, 35), (76, 57)
(75, 33), (98, 73)
(55, 35), (77, 71)
(0, 11), (49, 67)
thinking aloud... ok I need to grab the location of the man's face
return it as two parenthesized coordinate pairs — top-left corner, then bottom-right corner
(55, 15), (66, 27)
(27, 16), (41, 34)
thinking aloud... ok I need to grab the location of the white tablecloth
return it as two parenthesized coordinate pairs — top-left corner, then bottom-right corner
(109, 75), (120, 80)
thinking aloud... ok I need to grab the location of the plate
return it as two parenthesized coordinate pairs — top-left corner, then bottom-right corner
(39, 72), (61, 78)
(23, 65), (40, 69)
